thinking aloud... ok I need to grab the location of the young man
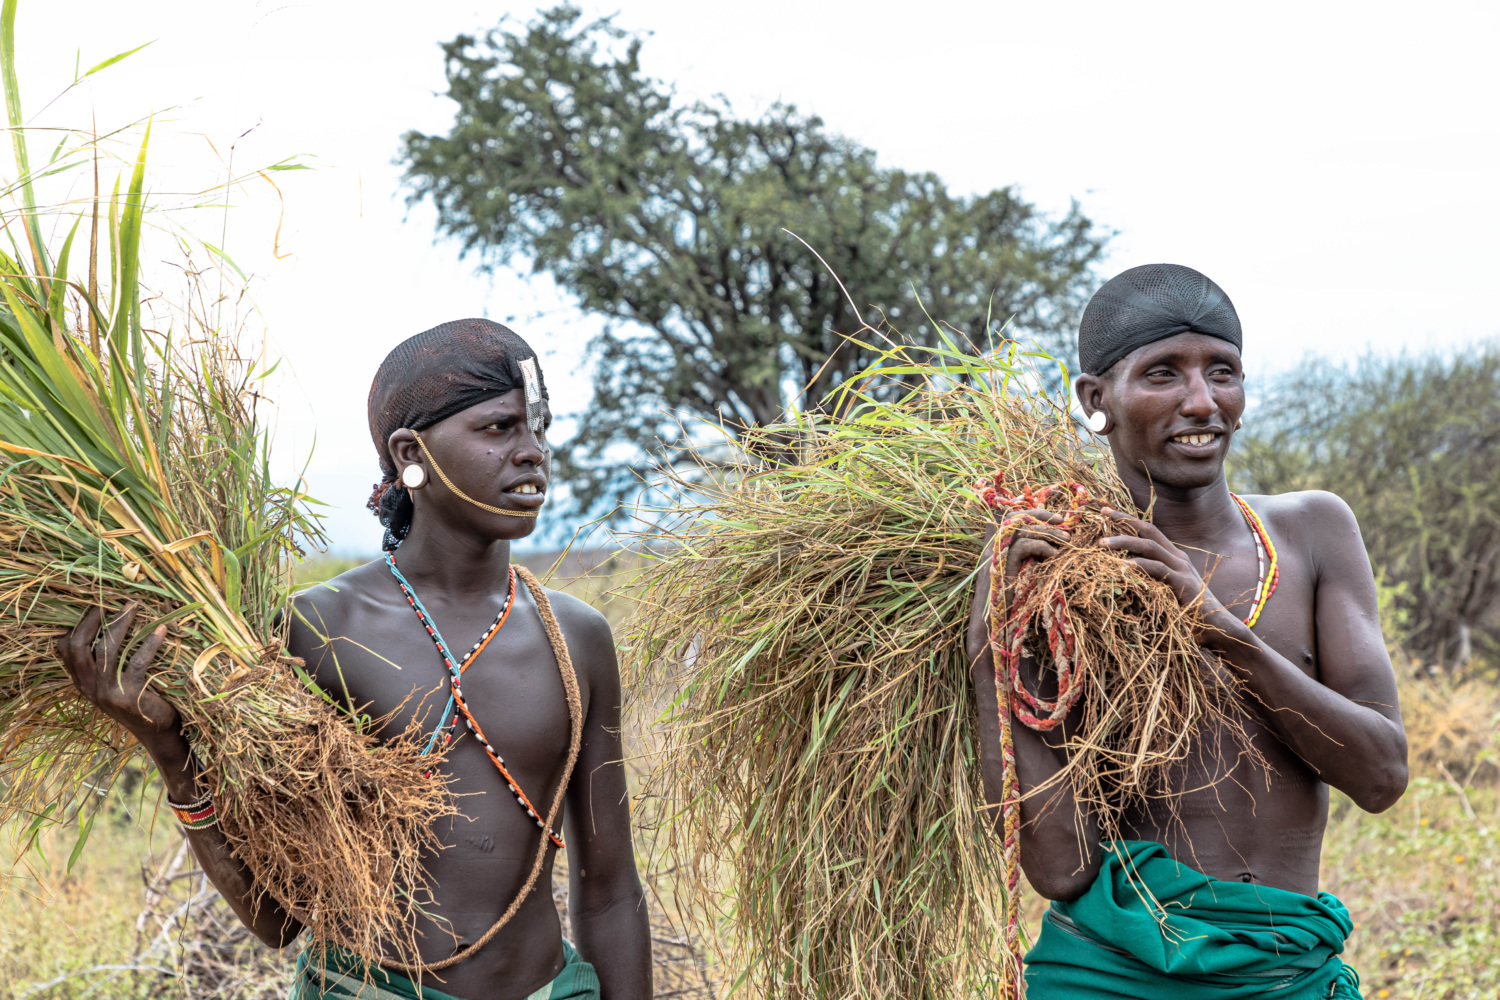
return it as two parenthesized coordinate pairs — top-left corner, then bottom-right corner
(58, 320), (652, 1000)
(967, 264), (1407, 997)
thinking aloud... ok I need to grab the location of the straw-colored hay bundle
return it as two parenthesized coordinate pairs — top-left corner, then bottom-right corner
(0, 65), (451, 959)
(625, 342), (1257, 999)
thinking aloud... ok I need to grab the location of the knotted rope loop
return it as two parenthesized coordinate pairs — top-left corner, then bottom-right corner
(976, 480), (1093, 998)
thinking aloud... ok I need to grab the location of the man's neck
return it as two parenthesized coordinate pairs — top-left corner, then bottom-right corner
(1119, 466), (1241, 551)
(389, 522), (513, 599)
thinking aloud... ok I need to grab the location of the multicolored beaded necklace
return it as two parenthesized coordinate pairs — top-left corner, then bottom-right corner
(415, 569), (516, 765)
(385, 551), (565, 848)
(1228, 493), (1279, 628)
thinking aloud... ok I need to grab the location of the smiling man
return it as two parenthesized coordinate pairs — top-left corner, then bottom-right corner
(967, 265), (1406, 998)
(58, 319), (651, 1000)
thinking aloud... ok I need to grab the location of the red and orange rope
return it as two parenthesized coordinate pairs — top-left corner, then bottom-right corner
(979, 482), (1092, 996)
(976, 483), (1279, 996)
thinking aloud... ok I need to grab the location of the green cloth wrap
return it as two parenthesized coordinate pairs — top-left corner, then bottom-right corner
(1024, 840), (1362, 999)
(287, 939), (600, 1000)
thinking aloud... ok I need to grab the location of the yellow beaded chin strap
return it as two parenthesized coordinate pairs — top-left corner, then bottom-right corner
(409, 430), (539, 519)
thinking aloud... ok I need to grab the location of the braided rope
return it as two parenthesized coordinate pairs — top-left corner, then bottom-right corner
(986, 538), (1023, 995)
(410, 430), (539, 518)
(979, 483), (1091, 999)
(385, 566), (583, 975)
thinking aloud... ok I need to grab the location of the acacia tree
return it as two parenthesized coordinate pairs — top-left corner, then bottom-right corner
(401, 4), (1107, 511)
(1233, 346), (1500, 668)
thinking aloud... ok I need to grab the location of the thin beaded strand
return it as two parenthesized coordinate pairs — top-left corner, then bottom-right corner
(1229, 493), (1279, 628)
(418, 575), (517, 766)
(386, 553), (565, 848)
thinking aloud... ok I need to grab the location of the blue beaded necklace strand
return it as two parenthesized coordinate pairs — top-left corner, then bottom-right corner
(386, 551), (564, 848)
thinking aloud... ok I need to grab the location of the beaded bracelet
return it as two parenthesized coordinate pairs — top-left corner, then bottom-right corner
(168, 792), (219, 830)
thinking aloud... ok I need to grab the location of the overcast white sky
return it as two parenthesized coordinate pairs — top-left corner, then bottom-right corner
(14, 1), (1499, 554)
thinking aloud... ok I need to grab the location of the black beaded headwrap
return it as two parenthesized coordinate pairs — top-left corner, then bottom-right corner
(366, 318), (549, 550)
(1077, 263), (1242, 375)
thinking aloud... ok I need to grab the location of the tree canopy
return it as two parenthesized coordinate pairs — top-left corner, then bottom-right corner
(400, 4), (1106, 512)
(1234, 346), (1500, 668)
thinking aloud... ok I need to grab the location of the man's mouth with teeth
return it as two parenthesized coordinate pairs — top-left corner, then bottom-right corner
(506, 484), (542, 495)
(1170, 433), (1219, 446)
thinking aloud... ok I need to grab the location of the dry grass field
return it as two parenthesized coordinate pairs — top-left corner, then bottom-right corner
(4, 557), (1496, 999)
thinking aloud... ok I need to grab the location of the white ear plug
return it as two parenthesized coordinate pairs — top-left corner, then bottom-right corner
(1086, 410), (1108, 434)
(401, 464), (427, 489)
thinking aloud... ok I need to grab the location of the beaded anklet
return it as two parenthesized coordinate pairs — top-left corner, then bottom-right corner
(168, 792), (218, 830)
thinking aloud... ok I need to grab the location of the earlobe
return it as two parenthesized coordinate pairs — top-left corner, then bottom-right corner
(1075, 375), (1110, 436)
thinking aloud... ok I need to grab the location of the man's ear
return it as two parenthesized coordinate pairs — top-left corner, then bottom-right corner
(388, 428), (421, 470)
(1075, 374), (1106, 418)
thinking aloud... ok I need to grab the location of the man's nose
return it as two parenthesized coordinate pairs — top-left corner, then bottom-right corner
(1181, 372), (1216, 418)
(512, 426), (548, 465)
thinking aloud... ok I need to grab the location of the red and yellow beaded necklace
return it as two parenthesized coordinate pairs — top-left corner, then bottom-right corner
(1229, 493), (1279, 628)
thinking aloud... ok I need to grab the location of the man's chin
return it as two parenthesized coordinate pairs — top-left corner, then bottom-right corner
(483, 514), (540, 543)
(1139, 458), (1225, 493)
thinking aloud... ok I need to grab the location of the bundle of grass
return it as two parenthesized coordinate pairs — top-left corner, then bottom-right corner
(625, 337), (1259, 999)
(0, 24), (452, 964)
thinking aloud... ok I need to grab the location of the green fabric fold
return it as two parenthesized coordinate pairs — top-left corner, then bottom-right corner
(287, 939), (600, 1000)
(1023, 840), (1363, 999)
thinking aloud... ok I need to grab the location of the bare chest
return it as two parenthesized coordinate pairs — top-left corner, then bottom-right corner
(298, 591), (580, 792)
(1122, 515), (1329, 889)
(1194, 522), (1318, 677)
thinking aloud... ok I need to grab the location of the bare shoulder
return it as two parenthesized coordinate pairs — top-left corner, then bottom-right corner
(528, 586), (618, 697)
(1242, 489), (1366, 571)
(540, 588), (616, 658)
(287, 559), (391, 653)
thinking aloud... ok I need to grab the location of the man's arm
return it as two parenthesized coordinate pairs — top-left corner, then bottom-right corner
(1215, 493), (1407, 810)
(557, 597), (651, 1000)
(967, 531), (1100, 901)
(59, 606), (303, 948)
(149, 733), (305, 946)
(1104, 494), (1408, 812)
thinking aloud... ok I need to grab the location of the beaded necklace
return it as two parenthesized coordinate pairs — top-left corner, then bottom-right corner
(417, 571), (516, 765)
(378, 562), (583, 977)
(1228, 493), (1279, 628)
(385, 551), (565, 848)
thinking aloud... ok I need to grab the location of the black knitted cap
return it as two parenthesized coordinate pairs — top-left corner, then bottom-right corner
(1077, 264), (1242, 375)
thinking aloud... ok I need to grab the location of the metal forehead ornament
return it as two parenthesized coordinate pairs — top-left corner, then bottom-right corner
(519, 357), (544, 434)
